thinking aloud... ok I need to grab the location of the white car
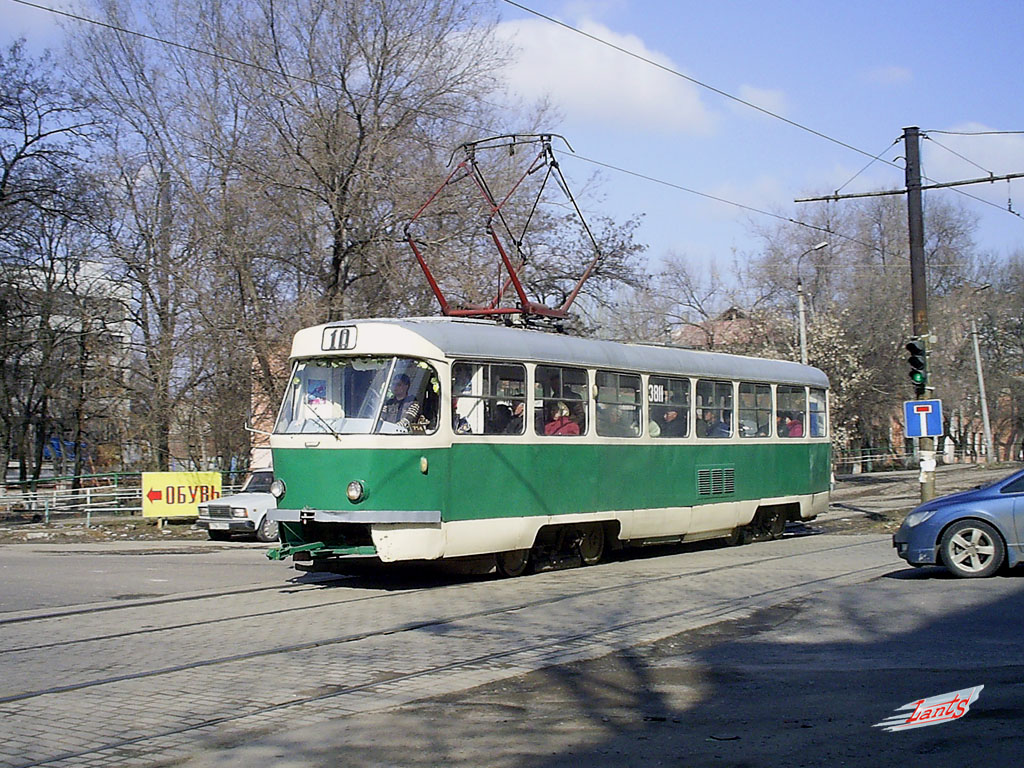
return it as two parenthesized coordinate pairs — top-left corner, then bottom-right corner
(196, 469), (278, 542)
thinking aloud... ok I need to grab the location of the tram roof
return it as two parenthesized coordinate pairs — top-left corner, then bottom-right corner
(298, 317), (829, 388)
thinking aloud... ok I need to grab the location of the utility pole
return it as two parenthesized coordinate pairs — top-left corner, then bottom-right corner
(904, 126), (936, 502)
(795, 128), (1024, 500)
(971, 319), (995, 461)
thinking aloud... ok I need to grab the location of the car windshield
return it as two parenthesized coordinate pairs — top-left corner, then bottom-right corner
(275, 356), (439, 435)
(243, 471), (273, 493)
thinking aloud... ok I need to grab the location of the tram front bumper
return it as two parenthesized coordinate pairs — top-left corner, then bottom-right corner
(268, 508), (441, 524)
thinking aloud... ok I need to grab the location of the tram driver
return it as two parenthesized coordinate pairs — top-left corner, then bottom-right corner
(382, 373), (421, 430)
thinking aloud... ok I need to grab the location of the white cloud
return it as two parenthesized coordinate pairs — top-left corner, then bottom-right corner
(731, 85), (788, 118)
(495, 17), (715, 135)
(864, 65), (913, 86)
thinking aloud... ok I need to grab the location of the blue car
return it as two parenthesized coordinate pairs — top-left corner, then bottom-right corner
(893, 468), (1024, 578)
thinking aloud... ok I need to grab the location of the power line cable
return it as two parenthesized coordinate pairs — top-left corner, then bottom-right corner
(500, 0), (894, 164)
(923, 134), (992, 176)
(8, 0), (509, 137)
(926, 129), (1024, 136)
(502, 1), (1024, 227)
(833, 138), (901, 195)
(6, 0), (864, 243)
(9, 0), (1000, 251)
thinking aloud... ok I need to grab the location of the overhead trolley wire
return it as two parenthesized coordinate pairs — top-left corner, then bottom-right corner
(501, 1), (1024, 227)
(9, 0), (993, 253)
(501, 0), (891, 164)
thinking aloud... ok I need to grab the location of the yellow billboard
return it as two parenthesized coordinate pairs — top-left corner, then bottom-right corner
(142, 472), (222, 518)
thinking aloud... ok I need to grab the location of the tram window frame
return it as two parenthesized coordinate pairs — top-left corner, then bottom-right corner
(596, 371), (642, 438)
(648, 375), (690, 438)
(535, 365), (589, 436)
(451, 361), (527, 436)
(809, 388), (828, 437)
(738, 382), (773, 437)
(776, 385), (807, 439)
(696, 379), (733, 439)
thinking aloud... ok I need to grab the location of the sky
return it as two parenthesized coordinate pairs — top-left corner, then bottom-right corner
(5, 0), (1024, 272)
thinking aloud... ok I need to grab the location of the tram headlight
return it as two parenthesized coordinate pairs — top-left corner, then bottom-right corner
(270, 479), (286, 500)
(346, 481), (365, 503)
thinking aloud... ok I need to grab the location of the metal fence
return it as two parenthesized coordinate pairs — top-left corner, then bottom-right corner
(0, 473), (245, 522)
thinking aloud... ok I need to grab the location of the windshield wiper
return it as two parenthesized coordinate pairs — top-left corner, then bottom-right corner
(307, 408), (343, 440)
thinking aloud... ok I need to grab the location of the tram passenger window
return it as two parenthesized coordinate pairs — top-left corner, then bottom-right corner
(738, 383), (772, 437)
(648, 376), (689, 438)
(809, 388), (827, 437)
(535, 365), (588, 436)
(452, 362), (527, 435)
(776, 386), (806, 438)
(696, 380), (732, 438)
(596, 371), (641, 437)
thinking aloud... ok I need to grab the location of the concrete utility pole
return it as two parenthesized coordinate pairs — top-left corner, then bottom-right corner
(904, 126), (936, 502)
(796, 241), (829, 366)
(971, 319), (995, 461)
(795, 126), (1024, 499)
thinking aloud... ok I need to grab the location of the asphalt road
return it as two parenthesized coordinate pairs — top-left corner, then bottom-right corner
(1, 464), (1021, 768)
(191, 567), (1023, 768)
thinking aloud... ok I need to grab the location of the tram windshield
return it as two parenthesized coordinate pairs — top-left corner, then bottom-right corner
(275, 356), (440, 435)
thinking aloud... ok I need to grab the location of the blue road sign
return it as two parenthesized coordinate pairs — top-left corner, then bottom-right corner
(904, 399), (944, 438)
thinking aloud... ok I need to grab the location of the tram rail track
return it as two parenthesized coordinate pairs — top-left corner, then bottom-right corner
(1, 536), (887, 704)
(10, 551), (892, 768)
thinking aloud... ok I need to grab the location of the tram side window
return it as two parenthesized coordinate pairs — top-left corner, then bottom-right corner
(696, 380), (732, 438)
(776, 385), (806, 438)
(596, 371), (641, 437)
(535, 365), (588, 436)
(809, 388), (827, 437)
(452, 362), (527, 435)
(648, 376), (689, 438)
(738, 382), (772, 437)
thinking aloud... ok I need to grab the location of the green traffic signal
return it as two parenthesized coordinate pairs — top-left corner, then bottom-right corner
(906, 339), (927, 390)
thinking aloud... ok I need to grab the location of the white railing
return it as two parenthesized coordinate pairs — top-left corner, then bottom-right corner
(0, 480), (246, 522)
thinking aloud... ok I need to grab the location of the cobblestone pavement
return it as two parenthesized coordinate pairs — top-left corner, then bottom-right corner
(0, 533), (897, 767)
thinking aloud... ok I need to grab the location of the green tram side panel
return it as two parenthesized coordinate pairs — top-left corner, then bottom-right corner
(447, 442), (829, 521)
(272, 447), (448, 513)
(273, 442), (829, 524)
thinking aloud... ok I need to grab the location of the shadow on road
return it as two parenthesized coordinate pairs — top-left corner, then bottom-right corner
(215, 564), (1024, 768)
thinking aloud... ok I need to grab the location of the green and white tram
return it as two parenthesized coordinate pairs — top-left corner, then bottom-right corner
(266, 317), (830, 575)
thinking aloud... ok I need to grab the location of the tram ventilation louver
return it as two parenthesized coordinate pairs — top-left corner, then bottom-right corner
(697, 467), (735, 497)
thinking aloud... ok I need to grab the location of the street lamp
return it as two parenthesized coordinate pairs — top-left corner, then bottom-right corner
(796, 241), (829, 365)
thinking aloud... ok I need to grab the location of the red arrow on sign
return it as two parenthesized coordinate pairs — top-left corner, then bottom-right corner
(147, 489), (163, 502)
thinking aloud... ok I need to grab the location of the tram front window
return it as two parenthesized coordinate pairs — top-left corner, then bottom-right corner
(275, 357), (439, 435)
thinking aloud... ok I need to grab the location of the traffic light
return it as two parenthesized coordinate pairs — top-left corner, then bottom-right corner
(906, 338), (927, 395)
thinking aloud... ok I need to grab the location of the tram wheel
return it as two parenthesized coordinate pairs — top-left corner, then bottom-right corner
(723, 526), (749, 546)
(577, 525), (605, 566)
(768, 510), (787, 539)
(495, 549), (531, 578)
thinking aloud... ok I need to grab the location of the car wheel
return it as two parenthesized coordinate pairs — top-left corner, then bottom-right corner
(939, 519), (1005, 578)
(255, 515), (279, 543)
